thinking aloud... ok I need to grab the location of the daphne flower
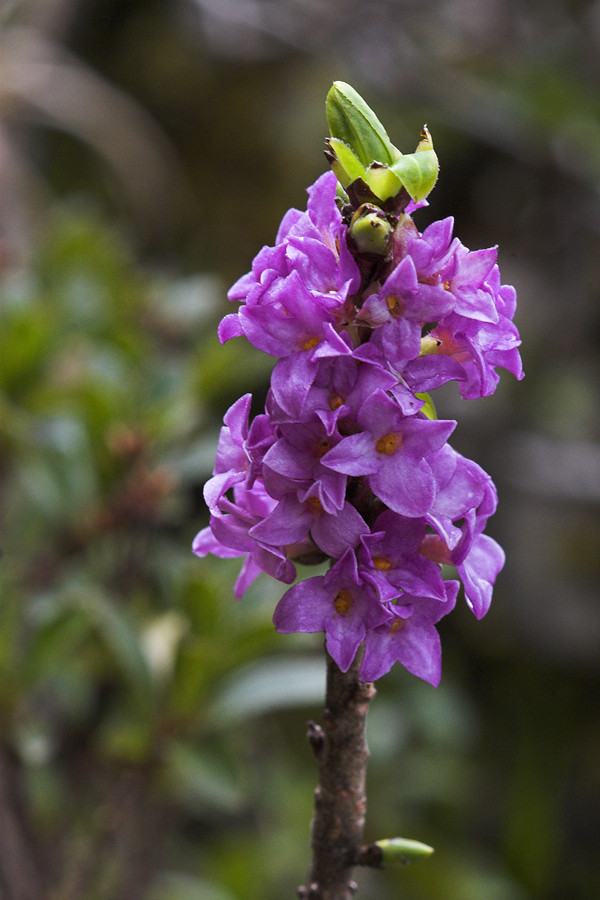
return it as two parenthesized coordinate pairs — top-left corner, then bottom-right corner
(273, 550), (391, 672)
(195, 113), (522, 683)
(360, 580), (459, 685)
(321, 389), (455, 517)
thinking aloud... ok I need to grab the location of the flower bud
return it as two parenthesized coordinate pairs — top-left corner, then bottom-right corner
(348, 204), (393, 256)
(326, 81), (397, 167)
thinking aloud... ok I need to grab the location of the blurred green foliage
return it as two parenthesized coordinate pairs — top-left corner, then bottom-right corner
(0, 207), (316, 898)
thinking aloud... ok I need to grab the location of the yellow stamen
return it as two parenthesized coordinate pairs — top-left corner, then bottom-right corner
(390, 619), (406, 633)
(386, 294), (403, 316)
(329, 393), (344, 410)
(300, 336), (320, 351)
(334, 590), (353, 616)
(373, 556), (392, 570)
(376, 432), (402, 455)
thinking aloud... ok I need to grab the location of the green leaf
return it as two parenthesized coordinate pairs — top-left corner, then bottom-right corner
(148, 872), (238, 900)
(389, 127), (439, 201)
(30, 584), (154, 718)
(162, 740), (245, 815)
(24, 609), (91, 686)
(363, 164), (404, 203)
(325, 138), (367, 189)
(416, 392), (438, 420)
(326, 82), (397, 167)
(76, 586), (155, 715)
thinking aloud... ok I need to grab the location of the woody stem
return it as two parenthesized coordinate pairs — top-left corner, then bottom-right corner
(298, 646), (376, 899)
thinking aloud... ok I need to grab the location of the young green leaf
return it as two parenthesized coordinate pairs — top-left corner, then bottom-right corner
(363, 163), (403, 203)
(390, 126), (439, 201)
(326, 81), (397, 167)
(415, 391), (438, 420)
(325, 137), (367, 189)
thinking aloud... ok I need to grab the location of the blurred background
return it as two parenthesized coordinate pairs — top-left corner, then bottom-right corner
(1, 0), (600, 898)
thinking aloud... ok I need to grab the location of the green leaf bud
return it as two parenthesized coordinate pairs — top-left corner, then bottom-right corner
(326, 81), (397, 168)
(376, 837), (434, 866)
(348, 204), (394, 256)
(389, 126), (439, 202)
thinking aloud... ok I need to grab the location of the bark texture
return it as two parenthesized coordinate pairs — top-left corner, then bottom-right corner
(298, 649), (376, 900)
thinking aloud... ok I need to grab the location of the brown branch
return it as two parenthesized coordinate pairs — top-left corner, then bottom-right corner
(298, 648), (376, 900)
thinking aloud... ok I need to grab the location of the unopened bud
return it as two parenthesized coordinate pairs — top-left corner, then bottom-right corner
(419, 334), (441, 356)
(349, 204), (393, 255)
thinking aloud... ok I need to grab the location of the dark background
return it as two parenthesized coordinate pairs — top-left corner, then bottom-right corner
(1, 1), (599, 898)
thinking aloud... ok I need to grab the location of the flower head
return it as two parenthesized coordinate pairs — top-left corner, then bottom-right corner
(194, 86), (522, 683)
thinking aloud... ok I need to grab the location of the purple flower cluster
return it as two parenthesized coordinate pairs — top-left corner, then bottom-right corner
(194, 171), (522, 685)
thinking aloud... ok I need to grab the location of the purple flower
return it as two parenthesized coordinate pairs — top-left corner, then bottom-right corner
(401, 217), (453, 274)
(250, 493), (369, 560)
(358, 511), (447, 602)
(192, 526), (263, 599)
(225, 269), (354, 360)
(358, 255), (453, 329)
(420, 449), (504, 619)
(456, 533), (505, 618)
(360, 580), (459, 685)
(218, 172), (360, 357)
(403, 218), (498, 322)
(202, 393), (252, 515)
(410, 309), (523, 399)
(424, 443), (492, 550)
(261, 419), (347, 514)
(269, 353), (402, 428)
(194, 479), (296, 598)
(273, 550), (391, 672)
(420, 528), (504, 619)
(321, 389), (455, 517)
